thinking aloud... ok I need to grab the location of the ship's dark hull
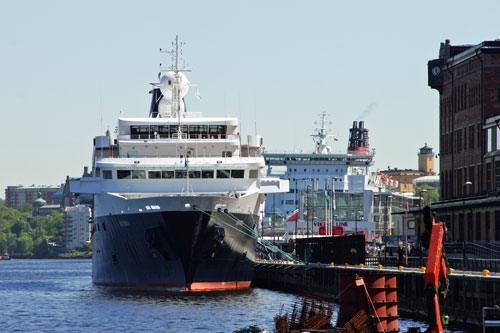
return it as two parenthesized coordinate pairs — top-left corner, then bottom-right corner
(92, 209), (257, 291)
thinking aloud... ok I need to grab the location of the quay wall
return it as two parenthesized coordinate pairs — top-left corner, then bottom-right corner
(252, 262), (500, 328)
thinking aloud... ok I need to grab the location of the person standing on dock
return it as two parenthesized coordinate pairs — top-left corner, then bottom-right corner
(398, 246), (405, 266)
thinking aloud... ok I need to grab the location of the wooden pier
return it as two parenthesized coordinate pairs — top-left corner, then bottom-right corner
(252, 261), (500, 328)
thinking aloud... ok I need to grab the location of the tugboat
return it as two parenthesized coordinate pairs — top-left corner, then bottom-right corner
(70, 36), (288, 291)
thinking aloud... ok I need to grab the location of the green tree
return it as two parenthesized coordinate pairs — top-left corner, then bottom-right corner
(44, 211), (63, 241)
(0, 206), (23, 224)
(34, 238), (51, 257)
(414, 184), (440, 206)
(11, 220), (31, 236)
(16, 233), (34, 254)
(0, 198), (5, 206)
(0, 233), (7, 253)
(6, 233), (17, 254)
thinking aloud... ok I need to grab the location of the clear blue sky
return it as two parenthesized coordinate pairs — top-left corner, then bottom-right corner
(1, 1), (500, 198)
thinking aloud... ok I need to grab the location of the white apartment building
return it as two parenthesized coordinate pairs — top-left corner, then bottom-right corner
(63, 205), (91, 251)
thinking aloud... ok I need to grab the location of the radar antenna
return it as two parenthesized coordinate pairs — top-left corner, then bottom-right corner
(158, 35), (191, 136)
(311, 111), (336, 154)
(160, 35), (188, 73)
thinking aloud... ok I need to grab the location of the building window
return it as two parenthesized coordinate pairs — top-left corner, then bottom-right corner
(487, 128), (493, 152)
(470, 125), (474, 149)
(459, 214), (464, 241)
(477, 124), (482, 148)
(495, 211), (500, 241)
(486, 211), (491, 241)
(497, 127), (500, 151)
(457, 169), (462, 196)
(495, 160), (500, 190)
(476, 212), (481, 241)
(464, 127), (467, 151)
(470, 166), (475, 193)
(468, 213), (473, 242)
(487, 162), (492, 191)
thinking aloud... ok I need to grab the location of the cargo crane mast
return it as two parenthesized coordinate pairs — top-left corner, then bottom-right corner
(422, 206), (449, 333)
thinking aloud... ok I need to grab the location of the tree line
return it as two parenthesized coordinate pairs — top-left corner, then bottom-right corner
(0, 205), (63, 257)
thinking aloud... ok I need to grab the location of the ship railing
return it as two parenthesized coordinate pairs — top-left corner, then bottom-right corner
(182, 112), (203, 118)
(171, 132), (188, 140)
(445, 241), (500, 259)
(379, 255), (500, 273)
(483, 306), (500, 332)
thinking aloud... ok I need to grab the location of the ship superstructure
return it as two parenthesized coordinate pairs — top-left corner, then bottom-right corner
(70, 36), (288, 291)
(264, 114), (402, 242)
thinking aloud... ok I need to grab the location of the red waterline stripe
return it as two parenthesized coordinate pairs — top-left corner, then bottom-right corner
(188, 281), (252, 291)
(94, 281), (252, 291)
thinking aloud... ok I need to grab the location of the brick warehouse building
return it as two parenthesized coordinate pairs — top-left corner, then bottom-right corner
(426, 39), (500, 242)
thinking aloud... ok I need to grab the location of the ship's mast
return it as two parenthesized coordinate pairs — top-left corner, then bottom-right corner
(160, 36), (193, 193)
(311, 111), (335, 154)
(159, 35), (190, 133)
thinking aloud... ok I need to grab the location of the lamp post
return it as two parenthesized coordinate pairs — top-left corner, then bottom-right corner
(384, 195), (392, 260)
(404, 195), (409, 266)
(294, 178), (312, 238)
(419, 189), (427, 208)
(462, 181), (472, 215)
(464, 181), (472, 244)
(464, 181), (472, 197)
(306, 185), (312, 238)
(295, 179), (298, 239)
(355, 210), (362, 235)
(355, 211), (358, 235)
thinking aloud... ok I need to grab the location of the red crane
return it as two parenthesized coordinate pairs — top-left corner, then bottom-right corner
(421, 206), (449, 333)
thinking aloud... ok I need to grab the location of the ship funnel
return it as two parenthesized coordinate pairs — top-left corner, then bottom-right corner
(347, 120), (370, 155)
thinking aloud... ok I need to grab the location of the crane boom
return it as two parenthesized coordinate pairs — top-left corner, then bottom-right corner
(422, 206), (449, 333)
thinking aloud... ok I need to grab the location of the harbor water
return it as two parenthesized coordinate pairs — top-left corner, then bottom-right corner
(0, 259), (457, 332)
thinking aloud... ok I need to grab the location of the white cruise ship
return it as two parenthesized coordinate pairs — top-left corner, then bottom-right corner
(264, 113), (401, 242)
(70, 36), (288, 291)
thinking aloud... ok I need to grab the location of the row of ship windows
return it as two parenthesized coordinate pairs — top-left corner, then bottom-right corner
(98, 169), (259, 180)
(130, 125), (227, 139)
(289, 168), (345, 173)
(267, 157), (371, 162)
(290, 178), (343, 183)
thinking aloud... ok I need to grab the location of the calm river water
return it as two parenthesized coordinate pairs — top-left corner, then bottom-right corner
(0, 259), (460, 332)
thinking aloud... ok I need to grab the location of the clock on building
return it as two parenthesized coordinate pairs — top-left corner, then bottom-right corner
(431, 66), (441, 76)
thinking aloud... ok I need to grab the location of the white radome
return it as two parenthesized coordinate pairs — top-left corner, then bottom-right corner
(158, 71), (190, 117)
(159, 71), (190, 100)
